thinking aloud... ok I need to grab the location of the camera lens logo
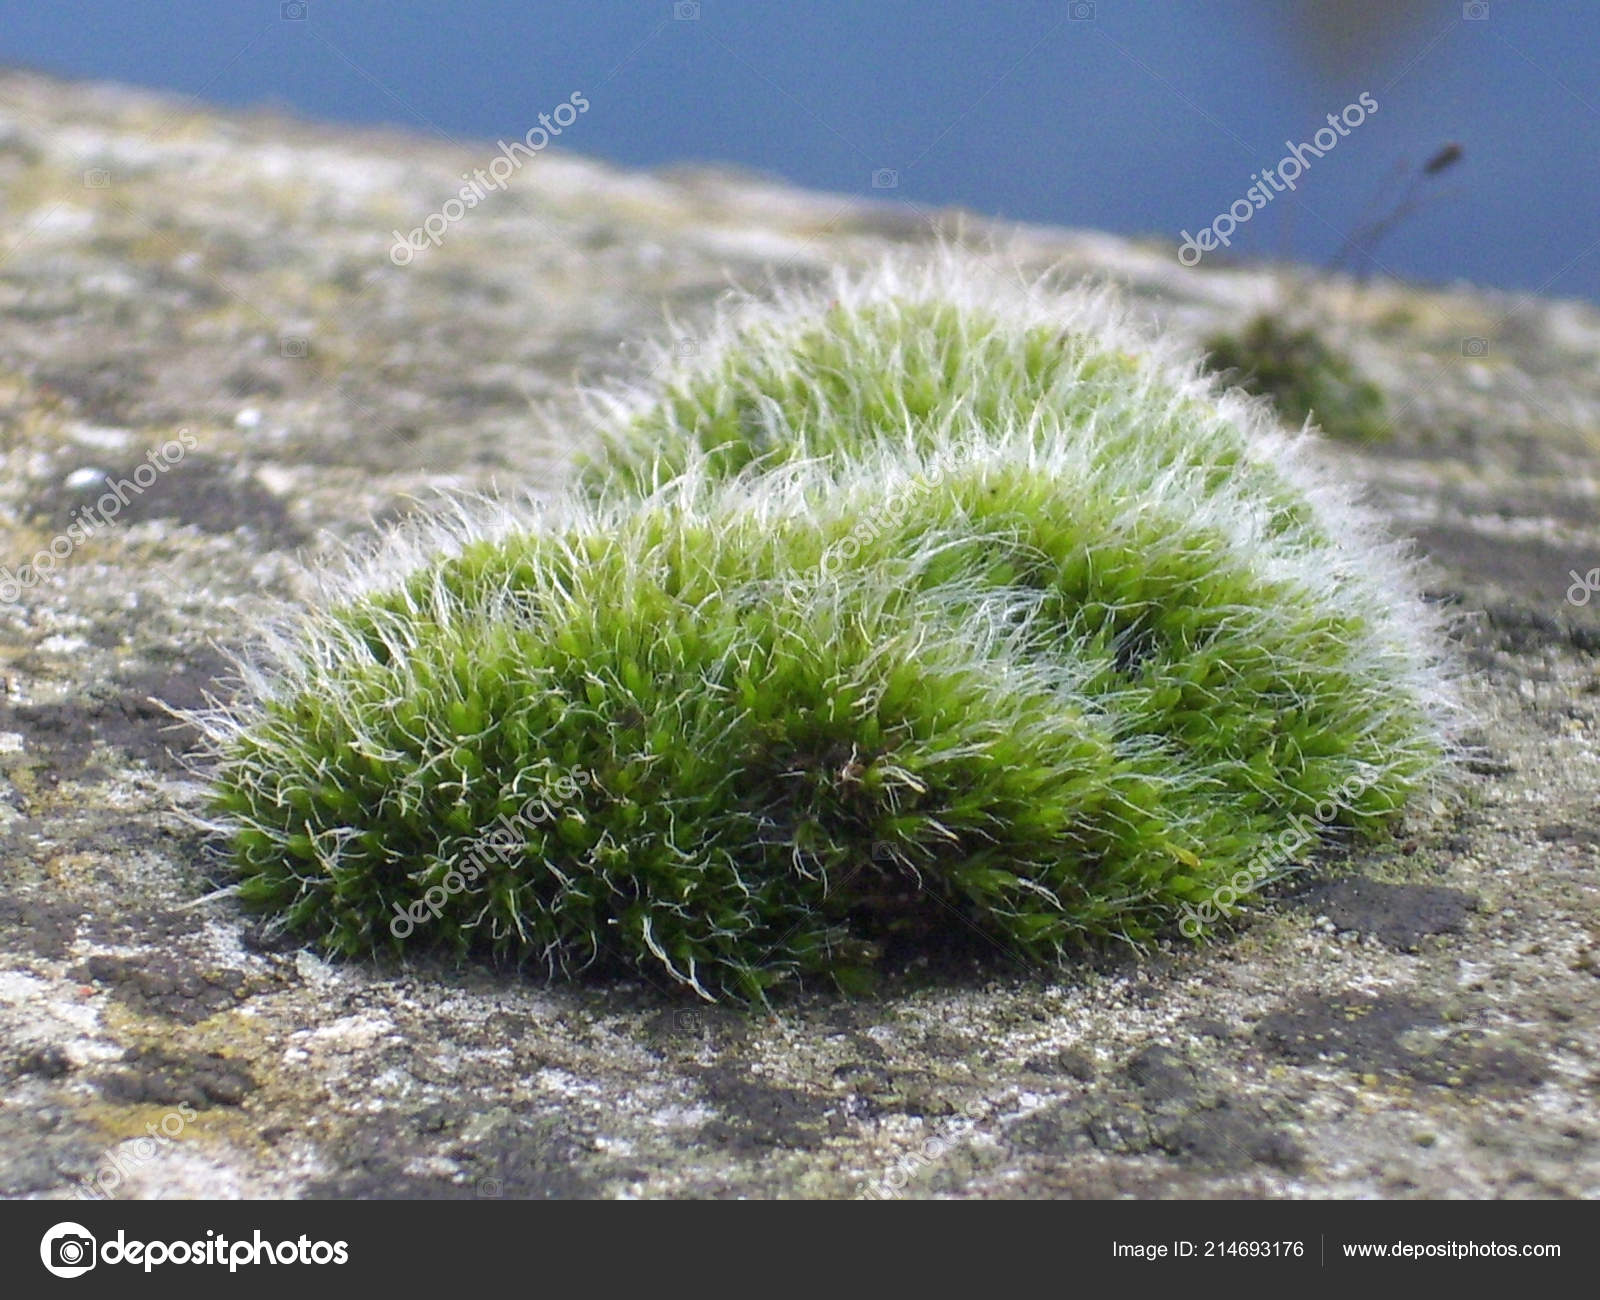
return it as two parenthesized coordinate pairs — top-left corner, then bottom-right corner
(40, 1223), (97, 1279)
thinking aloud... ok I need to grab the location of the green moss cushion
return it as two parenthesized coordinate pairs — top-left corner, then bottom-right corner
(202, 252), (1451, 1001)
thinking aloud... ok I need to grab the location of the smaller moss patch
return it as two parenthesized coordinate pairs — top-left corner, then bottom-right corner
(1205, 313), (1389, 442)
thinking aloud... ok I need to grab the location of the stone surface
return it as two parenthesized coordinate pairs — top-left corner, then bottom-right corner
(1, 69), (1597, 1199)
(1290, 878), (1478, 950)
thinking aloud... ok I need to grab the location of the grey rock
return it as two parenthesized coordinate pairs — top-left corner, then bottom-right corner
(0, 67), (1597, 1199)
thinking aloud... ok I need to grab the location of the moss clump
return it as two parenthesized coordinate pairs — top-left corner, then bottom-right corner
(1203, 313), (1389, 443)
(583, 298), (1301, 508)
(202, 254), (1449, 1002)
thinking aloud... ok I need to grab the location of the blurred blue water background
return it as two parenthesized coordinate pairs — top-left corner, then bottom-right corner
(1, 0), (1594, 301)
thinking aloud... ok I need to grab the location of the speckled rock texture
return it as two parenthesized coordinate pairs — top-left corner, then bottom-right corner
(0, 69), (1596, 1199)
